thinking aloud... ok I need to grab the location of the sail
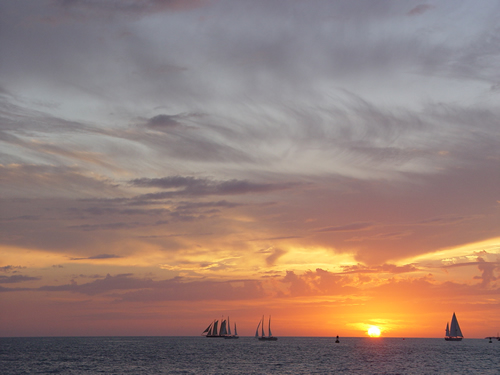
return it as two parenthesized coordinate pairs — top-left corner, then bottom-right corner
(450, 313), (463, 337)
(202, 322), (212, 334)
(220, 319), (227, 336)
(261, 315), (265, 337)
(213, 320), (219, 336)
(268, 316), (273, 337)
(227, 317), (231, 336)
(234, 323), (238, 336)
(255, 320), (261, 337)
(445, 322), (450, 337)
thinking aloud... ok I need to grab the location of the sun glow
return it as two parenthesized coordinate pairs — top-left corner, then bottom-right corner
(367, 326), (381, 337)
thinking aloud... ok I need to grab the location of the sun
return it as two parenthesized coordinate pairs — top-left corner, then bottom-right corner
(367, 326), (381, 337)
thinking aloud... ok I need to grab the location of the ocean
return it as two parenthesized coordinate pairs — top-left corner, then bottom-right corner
(1, 336), (498, 374)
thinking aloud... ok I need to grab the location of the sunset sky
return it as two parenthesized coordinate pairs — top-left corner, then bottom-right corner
(1, 0), (500, 338)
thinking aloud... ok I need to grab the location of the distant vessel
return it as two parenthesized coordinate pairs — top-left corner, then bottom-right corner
(224, 316), (239, 339)
(202, 317), (232, 338)
(256, 315), (278, 341)
(444, 312), (463, 341)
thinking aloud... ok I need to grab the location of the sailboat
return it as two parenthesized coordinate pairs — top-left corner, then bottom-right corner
(224, 316), (239, 339)
(202, 318), (229, 338)
(444, 312), (463, 341)
(257, 315), (278, 341)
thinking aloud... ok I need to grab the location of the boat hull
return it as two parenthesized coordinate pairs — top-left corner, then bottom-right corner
(444, 337), (463, 341)
(259, 337), (278, 341)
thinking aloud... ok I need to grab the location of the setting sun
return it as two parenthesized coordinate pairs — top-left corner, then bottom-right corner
(367, 326), (381, 337)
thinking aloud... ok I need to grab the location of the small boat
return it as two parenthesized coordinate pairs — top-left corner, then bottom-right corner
(444, 312), (463, 341)
(224, 316), (239, 339)
(256, 315), (278, 341)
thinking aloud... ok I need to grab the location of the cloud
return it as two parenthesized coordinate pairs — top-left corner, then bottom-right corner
(53, 0), (208, 18)
(407, 4), (435, 16)
(70, 254), (124, 260)
(0, 265), (26, 273)
(280, 269), (357, 297)
(264, 247), (287, 266)
(0, 275), (41, 284)
(418, 215), (469, 226)
(35, 273), (266, 301)
(145, 114), (184, 130)
(131, 176), (297, 199)
(473, 257), (499, 287)
(315, 222), (374, 233)
(340, 263), (419, 274)
(67, 221), (168, 231)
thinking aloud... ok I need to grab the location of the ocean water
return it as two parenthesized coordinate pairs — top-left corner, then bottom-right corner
(1, 336), (499, 374)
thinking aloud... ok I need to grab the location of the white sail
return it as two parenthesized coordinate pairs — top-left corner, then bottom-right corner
(227, 317), (232, 336)
(213, 320), (219, 336)
(268, 315), (273, 337)
(255, 320), (261, 337)
(445, 322), (450, 337)
(234, 323), (238, 336)
(449, 313), (463, 337)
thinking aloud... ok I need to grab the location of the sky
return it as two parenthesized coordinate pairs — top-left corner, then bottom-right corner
(1, 0), (500, 338)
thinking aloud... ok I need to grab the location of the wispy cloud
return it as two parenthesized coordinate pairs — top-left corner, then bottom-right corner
(70, 254), (124, 260)
(0, 275), (41, 284)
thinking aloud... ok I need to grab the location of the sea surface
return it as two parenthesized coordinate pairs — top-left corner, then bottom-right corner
(1, 336), (499, 374)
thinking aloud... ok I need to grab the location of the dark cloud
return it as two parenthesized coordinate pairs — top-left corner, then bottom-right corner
(70, 254), (124, 260)
(0, 275), (41, 284)
(131, 176), (297, 198)
(0, 265), (26, 273)
(175, 200), (242, 211)
(145, 114), (183, 130)
(68, 220), (168, 231)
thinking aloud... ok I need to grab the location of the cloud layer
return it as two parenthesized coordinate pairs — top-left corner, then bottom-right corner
(1, 0), (500, 337)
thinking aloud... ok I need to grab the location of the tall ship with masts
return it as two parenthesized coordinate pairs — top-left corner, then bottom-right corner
(202, 317), (238, 338)
(256, 315), (278, 341)
(445, 312), (463, 341)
